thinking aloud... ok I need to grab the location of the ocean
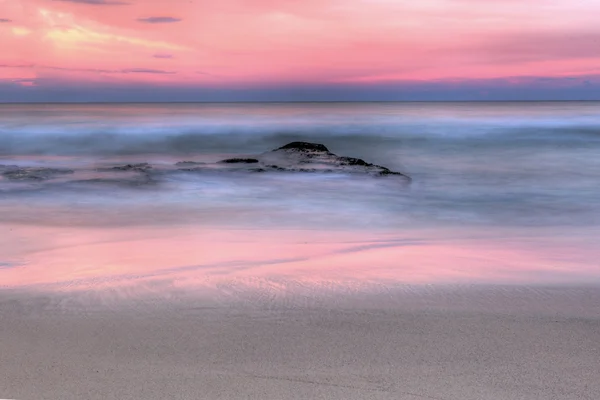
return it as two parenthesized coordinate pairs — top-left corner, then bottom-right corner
(1, 102), (599, 303)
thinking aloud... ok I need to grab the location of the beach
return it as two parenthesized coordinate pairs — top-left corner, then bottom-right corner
(1, 102), (600, 399)
(2, 286), (600, 400)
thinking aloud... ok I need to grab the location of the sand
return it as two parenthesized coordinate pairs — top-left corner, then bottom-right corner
(1, 286), (599, 400)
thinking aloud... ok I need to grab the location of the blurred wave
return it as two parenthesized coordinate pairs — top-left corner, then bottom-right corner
(1, 102), (600, 231)
(2, 102), (600, 156)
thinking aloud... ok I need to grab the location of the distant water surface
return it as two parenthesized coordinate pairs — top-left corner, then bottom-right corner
(1, 102), (599, 302)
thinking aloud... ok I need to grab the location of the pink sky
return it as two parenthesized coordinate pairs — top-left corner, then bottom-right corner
(1, 0), (600, 91)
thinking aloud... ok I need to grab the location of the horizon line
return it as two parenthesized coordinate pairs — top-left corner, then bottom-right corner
(1, 99), (600, 105)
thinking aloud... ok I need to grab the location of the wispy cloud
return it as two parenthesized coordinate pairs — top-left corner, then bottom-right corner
(153, 53), (174, 59)
(0, 18), (12, 23)
(9, 78), (37, 87)
(45, 25), (189, 51)
(0, 261), (26, 269)
(470, 31), (600, 64)
(120, 68), (175, 74)
(0, 64), (36, 68)
(52, 0), (130, 5)
(138, 17), (182, 24)
(1, 64), (175, 75)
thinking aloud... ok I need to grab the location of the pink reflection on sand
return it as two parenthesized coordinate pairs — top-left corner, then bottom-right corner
(1, 225), (599, 292)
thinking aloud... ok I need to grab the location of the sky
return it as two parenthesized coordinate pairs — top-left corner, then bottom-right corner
(1, 0), (600, 101)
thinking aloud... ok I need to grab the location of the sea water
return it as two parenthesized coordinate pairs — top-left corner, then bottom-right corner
(1, 102), (599, 302)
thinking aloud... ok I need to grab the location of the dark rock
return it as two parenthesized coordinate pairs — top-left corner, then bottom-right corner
(276, 142), (330, 153)
(175, 142), (410, 181)
(378, 169), (409, 177)
(338, 156), (371, 167)
(3, 171), (44, 181)
(2, 167), (74, 181)
(177, 167), (203, 172)
(106, 163), (151, 172)
(266, 165), (286, 171)
(219, 158), (260, 164)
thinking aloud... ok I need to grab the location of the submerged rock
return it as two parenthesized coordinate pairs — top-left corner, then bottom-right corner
(1, 167), (74, 181)
(0, 143), (409, 187)
(98, 163), (152, 172)
(177, 142), (411, 181)
(72, 176), (155, 187)
(175, 161), (206, 167)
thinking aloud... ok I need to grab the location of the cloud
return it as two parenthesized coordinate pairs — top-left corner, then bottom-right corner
(467, 31), (600, 65)
(0, 261), (26, 269)
(137, 17), (182, 24)
(153, 53), (174, 59)
(45, 25), (189, 51)
(10, 79), (37, 87)
(55, 66), (176, 75)
(1, 64), (175, 75)
(11, 27), (31, 36)
(0, 18), (12, 23)
(52, 0), (130, 5)
(0, 64), (35, 68)
(120, 68), (175, 74)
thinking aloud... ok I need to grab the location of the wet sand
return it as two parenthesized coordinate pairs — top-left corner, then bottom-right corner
(1, 286), (599, 400)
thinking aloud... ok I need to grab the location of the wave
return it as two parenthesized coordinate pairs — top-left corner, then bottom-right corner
(2, 102), (600, 157)
(2, 122), (600, 156)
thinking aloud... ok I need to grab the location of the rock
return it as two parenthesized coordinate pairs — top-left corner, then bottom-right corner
(178, 142), (411, 181)
(219, 158), (260, 164)
(265, 165), (286, 171)
(0, 143), (410, 188)
(2, 167), (74, 181)
(101, 163), (151, 172)
(276, 142), (330, 153)
(378, 169), (406, 177)
(175, 161), (206, 167)
(337, 156), (371, 167)
(72, 177), (155, 187)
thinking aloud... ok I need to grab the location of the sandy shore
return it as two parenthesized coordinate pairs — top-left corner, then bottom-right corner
(1, 286), (600, 400)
